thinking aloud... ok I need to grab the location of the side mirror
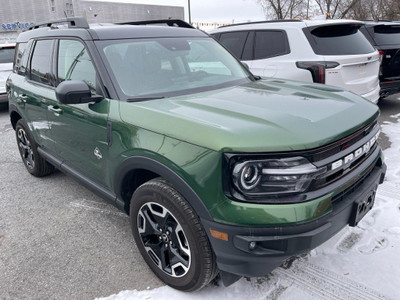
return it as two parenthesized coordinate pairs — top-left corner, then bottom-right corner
(55, 80), (102, 104)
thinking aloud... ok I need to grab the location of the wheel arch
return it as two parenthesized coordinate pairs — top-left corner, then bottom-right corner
(9, 104), (22, 130)
(114, 156), (213, 221)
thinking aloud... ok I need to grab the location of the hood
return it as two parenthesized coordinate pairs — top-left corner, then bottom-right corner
(119, 78), (379, 152)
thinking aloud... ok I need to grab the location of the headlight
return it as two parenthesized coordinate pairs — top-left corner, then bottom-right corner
(231, 156), (326, 198)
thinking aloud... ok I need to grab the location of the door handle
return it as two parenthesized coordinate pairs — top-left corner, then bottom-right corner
(48, 105), (63, 115)
(19, 94), (28, 103)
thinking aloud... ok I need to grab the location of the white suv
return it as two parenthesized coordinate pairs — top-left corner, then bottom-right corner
(0, 43), (15, 105)
(210, 20), (380, 103)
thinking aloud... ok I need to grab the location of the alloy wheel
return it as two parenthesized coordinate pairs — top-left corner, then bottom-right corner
(17, 128), (34, 170)
(137, 202), (191, 278)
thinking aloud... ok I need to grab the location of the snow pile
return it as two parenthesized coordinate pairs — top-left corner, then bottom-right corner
(381, 113), (400, 182)
(98, 115), (400, 300)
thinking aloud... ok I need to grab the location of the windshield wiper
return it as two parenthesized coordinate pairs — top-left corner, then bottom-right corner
(127, 96), (165, 102)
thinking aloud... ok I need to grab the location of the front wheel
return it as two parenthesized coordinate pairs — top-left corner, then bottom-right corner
(130, 178), (217, 291)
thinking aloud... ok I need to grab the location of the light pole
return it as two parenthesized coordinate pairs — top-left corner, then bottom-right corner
(188, 0), (192, 24)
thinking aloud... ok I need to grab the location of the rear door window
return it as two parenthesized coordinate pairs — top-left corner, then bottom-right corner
(254, 30), (290, 59)
(373, 25), (400, 45)
(218, 31), (249, 59)
(306, 24), (375, 55)
(30, 40), (53, 85)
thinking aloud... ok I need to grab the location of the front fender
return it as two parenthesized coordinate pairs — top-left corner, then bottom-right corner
(114, 155), (214, 221)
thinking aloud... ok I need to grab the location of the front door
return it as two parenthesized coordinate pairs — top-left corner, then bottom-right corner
(46, 39), (110, 186)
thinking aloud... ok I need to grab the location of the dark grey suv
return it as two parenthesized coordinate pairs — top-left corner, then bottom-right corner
(361, 21), (400, 97)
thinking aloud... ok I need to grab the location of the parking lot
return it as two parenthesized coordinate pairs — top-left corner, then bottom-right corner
(0, 95), (399, 300)
(0, 105), (163, 299)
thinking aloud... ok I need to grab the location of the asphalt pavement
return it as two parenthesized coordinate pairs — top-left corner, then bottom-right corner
(0, 105), (163, 299)
(0, 95), (399, 300)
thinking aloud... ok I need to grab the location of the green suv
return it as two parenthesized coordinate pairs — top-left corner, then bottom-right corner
(7, 18), (386, 291)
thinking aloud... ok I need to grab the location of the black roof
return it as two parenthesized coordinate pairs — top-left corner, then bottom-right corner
(17, 18), (206, 43)
(92, 25), (206, 40)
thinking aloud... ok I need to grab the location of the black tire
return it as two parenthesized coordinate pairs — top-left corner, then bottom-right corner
(130, 178), (217, 292)
(15, 119), (55, 177)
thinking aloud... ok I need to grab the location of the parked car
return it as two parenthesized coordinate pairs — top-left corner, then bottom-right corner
(8, 18), (386, 291)
(210, 20), (381, 103)
(360, 21), (400, 97)
(0, 43), (15, 106)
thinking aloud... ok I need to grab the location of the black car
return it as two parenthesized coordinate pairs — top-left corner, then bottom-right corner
(360, 21), (400, 97)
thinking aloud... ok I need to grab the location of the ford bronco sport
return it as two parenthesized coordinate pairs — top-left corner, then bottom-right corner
(7, 18), (386, 291)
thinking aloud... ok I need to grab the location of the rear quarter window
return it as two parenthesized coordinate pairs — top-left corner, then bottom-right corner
(254, 30), (290, 59)
(305, 24), (375, 55)
(373, 25), (400, 45)
(13, 43), (26, 73)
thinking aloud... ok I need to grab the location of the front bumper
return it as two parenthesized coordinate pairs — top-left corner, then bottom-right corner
(202, 161), (386, 277)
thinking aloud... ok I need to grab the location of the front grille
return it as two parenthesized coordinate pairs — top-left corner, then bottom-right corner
(311, 142), (378, 191)
(331, 160), (377, 204)
(308, 120), (377, 162)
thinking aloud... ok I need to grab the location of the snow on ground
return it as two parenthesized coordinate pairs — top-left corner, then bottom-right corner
(98, 116), (400, 300)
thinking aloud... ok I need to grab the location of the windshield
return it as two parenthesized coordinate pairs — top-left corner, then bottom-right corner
(98, 37), (252, 100)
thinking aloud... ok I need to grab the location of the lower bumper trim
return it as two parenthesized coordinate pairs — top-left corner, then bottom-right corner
(202, 162), (386, 277)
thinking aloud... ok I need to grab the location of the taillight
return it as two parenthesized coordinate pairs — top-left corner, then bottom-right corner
(378, 50), (384, 63)
(296, 61), (339, 84)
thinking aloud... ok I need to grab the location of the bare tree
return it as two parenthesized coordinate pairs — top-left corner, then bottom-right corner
(314, 0), (361, 19)
(257, 0), (307, 20)
(257, 0), (400, 20)
(348, 0), (400, 20)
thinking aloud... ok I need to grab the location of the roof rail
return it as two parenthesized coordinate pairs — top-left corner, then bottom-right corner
(219, 19), (302, 29)
(28, 17), (89, 30)
(117, 19), (194, 29)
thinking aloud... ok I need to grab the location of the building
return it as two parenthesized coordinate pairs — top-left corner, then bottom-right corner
(0, 0), (184, 43)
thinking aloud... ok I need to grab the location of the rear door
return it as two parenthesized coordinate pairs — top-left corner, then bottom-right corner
(20, 39), (56, 148)
(304, 23), (379, 98)
(251, 30), (290, 78)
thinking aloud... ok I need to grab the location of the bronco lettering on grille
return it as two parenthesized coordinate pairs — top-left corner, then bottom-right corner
(331, 131), (380, 171)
